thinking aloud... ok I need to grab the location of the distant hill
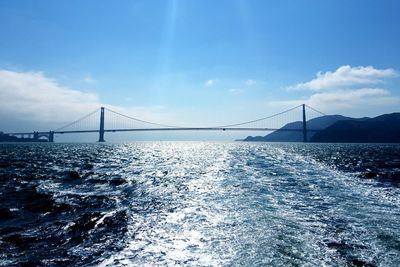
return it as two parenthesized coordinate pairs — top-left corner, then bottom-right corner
(311, 113), (400, 143)
(243, 115), (365, 142)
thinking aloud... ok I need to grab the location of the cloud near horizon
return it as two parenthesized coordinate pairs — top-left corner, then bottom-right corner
(289, 65), (397, 91)
(0, 69), (177, 131)
(273, 88), (399, 109)
(0, 70), (100, 123)
(275, 65), (400, 114)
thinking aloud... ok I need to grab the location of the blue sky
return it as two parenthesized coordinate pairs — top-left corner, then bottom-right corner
(0, 0), (399, 140)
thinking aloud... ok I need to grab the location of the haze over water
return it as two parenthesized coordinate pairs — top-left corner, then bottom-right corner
(1, 142), (400, 266)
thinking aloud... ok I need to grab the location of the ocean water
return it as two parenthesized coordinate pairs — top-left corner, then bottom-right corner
(1, 142), (400, 266)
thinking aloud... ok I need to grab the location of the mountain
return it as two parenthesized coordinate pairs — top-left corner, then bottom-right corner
(311, 113), (400, 143)
(243, 115), (364, 142)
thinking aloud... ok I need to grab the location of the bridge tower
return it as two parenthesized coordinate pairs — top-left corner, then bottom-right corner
(302, 104), (307, 143)
(49, 131), (54, 142)
(33, 131), (39, 141)
(99, 107), (105, 142)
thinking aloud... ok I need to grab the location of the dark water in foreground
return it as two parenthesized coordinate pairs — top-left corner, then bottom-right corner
(1, 142), (400, 266)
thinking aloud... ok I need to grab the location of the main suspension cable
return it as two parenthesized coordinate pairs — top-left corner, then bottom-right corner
(54, 108), (100, 131)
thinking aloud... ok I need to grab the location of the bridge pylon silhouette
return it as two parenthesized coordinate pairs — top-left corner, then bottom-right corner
(302, 104), (307, 143)
(6, 104), (326, 143)
(99, 107), (105, 142)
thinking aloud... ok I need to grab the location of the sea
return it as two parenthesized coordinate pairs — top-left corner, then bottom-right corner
(1, 142), (400, 266)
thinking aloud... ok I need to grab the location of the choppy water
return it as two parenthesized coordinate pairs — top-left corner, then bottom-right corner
(1, 142), (400, 266)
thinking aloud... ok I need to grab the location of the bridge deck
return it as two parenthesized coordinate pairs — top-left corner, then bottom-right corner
(4, 104), (324, 142)
(8, 127), (319, 135)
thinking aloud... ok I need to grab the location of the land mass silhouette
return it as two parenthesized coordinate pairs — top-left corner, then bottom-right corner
(0, 132), (47, 142)
(243, 113), (400, 143)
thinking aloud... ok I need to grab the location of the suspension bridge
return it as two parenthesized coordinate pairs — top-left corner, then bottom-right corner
(6, 104), (327, 142)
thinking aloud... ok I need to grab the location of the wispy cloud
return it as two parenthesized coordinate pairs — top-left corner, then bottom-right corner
(82, 74), (97, 85)
(244, 79), (256, 86)
(228, 88), (242, 94)
(289, 65), (397, 91)
(204, 79), (217, 87)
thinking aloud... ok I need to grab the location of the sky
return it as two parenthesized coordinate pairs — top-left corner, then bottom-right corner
(0, 0), (399, 141)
